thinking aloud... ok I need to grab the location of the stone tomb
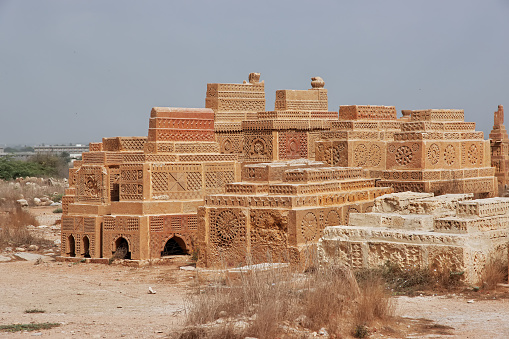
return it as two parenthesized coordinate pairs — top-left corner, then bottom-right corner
(197, 160), (393, 268)
(316, 105), (402, 170)
(373, 109), (496, 197)
(489, 105), (509, 191)
(318, 192), (509, 283)
(210, 74), (338, 162)
(59, 73), (501, 265)
(61, 107), (240, 260)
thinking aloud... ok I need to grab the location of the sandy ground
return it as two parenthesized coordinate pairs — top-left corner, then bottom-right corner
(396, 295), (509, 338)
(0, 259), (192, 338)
(2, 258), (509, 338)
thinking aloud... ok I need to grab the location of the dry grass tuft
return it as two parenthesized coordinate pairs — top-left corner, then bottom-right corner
(181, 263), (393, 339)
(355, 273), (394, 326)
(0, 208), (51, 249)
(479, 257), (508, 290)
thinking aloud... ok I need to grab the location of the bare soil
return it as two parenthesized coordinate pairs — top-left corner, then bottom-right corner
(0, 260), (192, 338)
(3, 260), (509, 339)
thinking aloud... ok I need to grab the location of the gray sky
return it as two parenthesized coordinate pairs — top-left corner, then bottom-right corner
(1, 0), (508, 146)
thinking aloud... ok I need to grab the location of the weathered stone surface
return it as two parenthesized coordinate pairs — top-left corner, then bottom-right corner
(318, 192), (509, 284)
(16, 199), (28, 207)
(489, 105), (509, 191)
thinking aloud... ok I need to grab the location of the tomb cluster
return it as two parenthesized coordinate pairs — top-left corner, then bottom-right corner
(60, 73), (506, 278)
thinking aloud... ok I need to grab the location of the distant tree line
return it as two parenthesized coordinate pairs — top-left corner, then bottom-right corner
(0, 153), (70, 180)
(3, 146), (34, 153)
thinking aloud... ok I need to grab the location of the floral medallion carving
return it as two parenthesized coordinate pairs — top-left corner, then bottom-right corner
(444, 144), (455, 166)
(428, 144), (440, 165)
(395, 146), (413, 166)
(301, 212), (318, 242)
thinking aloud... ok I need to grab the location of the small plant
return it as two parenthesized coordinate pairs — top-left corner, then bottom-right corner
(24, 308), (45, 313)
(52, 207), (63, 213)
(353, 324), (370, 338)
(51, 193), (64, 203)
(0, 322), (60, 332)
(191, 248), (199, 262)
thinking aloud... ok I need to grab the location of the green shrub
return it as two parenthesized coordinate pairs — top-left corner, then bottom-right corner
(51, 193), (64, 202)
(0, 323), (60, 332)
(0, 154), (69, 180)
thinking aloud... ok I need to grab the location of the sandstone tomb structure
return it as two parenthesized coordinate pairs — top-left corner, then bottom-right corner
(197, 160), (393, 268)
(210, 74), (337, 162)
(374, 109), (496, 197)
(489, 105), (509, 191)
(318, 192), (509, 283)
(61, 107), (240, 260)
(59, 73), (500, 269)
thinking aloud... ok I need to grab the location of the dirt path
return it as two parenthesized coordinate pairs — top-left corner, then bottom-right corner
(395, 294), (509, 338)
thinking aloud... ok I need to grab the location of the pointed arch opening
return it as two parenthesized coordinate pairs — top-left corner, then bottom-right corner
(67, 235), (76, 257)
(113, 237), (131, 259)
(161, 236), (188, 256)
(82, 236), (91, 258)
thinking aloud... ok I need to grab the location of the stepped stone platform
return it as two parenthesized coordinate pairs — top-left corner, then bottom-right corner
(197, 160), (393, 268)
(318, 192), (509, 283)
(372, 109), (496, 197)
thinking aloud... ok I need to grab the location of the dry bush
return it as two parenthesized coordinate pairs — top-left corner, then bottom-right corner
(355, 273), (394, 326)
(429, 264), (464, 291)
(178, 325), (242, 339)
(182, 262), (393, 339)
(479, 257), (508, 290)
(356, 261), (432, 295)
(0, 208), (52, 249)
(185, 265), (295, 338)
(356, 261), (465, 295)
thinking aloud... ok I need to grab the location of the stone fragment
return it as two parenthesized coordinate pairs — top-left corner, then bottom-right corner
(14, 253), (49, 261)
(16, 199), (28, 207)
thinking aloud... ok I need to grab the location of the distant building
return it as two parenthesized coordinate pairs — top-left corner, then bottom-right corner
(0, 151), (35, 161)
(34, 144), (89, 159)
